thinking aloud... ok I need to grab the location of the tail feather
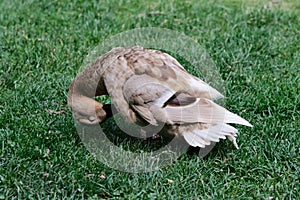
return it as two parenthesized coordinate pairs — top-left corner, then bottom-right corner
(183, 132), (209, 148)
(192, 131), (212, 145)
(193, 129), (220, 142)
(181, 123), (240, 148)
(164, 98), (252, 127)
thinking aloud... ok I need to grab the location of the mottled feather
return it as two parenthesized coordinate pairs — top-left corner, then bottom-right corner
(68, 46), (252, 148)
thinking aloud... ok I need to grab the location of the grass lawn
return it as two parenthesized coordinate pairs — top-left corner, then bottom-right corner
(0, 0), (299, 199)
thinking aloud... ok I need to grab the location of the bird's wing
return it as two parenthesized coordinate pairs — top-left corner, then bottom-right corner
(123, 73), (252, 128)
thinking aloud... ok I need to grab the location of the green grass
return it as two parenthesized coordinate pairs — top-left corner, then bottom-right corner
(1, 0), (299, 199)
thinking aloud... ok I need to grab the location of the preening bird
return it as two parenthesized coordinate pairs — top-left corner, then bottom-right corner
(68, 46), (252, 148)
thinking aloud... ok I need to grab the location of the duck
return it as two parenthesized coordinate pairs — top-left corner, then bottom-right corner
(68, 46), (252, 149)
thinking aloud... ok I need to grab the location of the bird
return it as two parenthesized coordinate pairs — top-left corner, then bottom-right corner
(68, 46), (252, 149)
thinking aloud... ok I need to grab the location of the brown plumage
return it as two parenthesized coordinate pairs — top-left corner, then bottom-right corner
(68, 46), (252, 148)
